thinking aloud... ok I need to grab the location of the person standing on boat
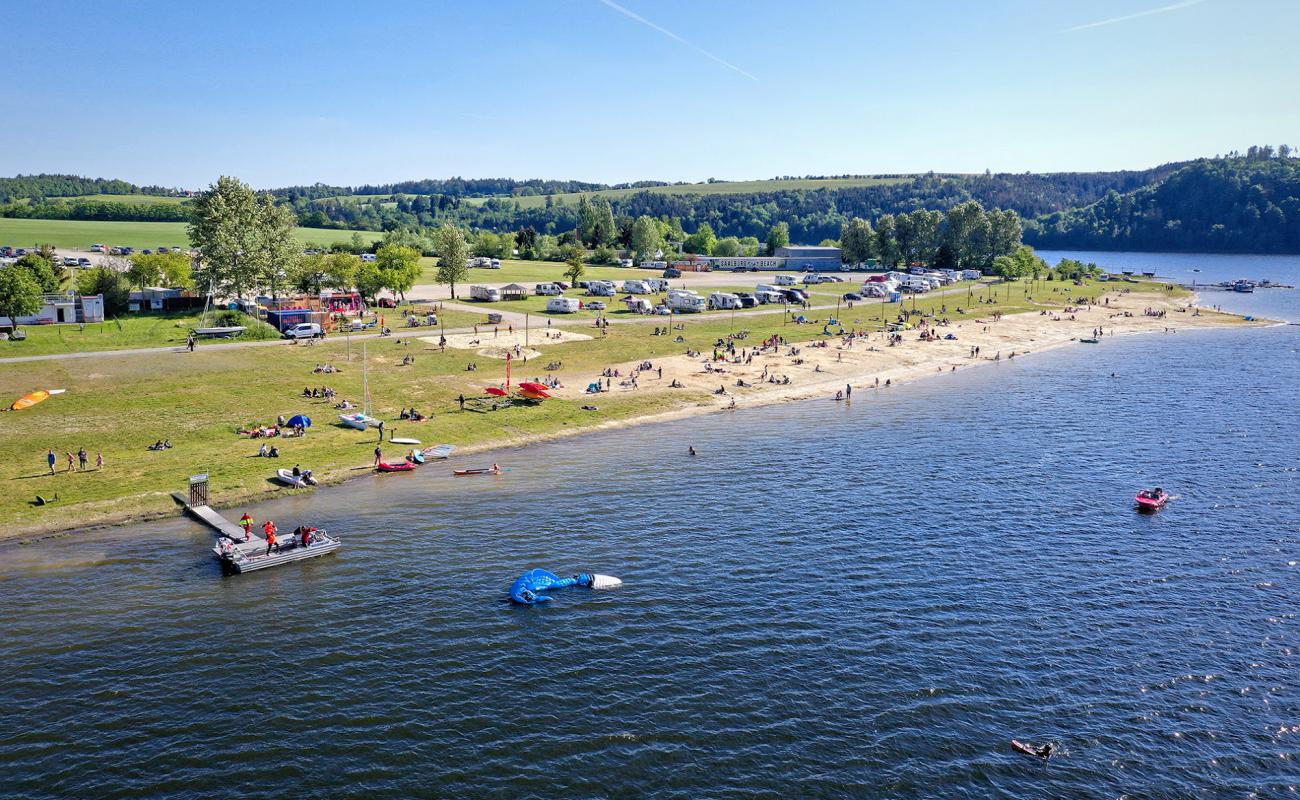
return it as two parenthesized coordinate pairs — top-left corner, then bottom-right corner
(263, 521), (279, 555)
(239, 513), (254, 541)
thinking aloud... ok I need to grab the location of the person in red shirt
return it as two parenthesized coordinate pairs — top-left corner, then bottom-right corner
(263, 520), (279, 555)
(239, 513), (254, 542)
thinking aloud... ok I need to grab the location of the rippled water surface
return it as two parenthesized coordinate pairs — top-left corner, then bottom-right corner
(2, 253), (1299, 798)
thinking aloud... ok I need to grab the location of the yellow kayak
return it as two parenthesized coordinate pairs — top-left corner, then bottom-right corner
(8, 389), (65, 411)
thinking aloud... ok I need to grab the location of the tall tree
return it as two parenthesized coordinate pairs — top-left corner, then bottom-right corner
(874, 214), (902, 267)
(188, 176), (262, 301)
(563, 243), (587, 286)
(943, 201), (991, 268)
(14, 253), (59, 292)
(375, 243), (422, 302)
(253, 194), (300, 300)
(630, 215), (662, 263)
(433, 224), (470, 299)
(683, 222), (717, 255)
(712, 236), (742, 257)
(0, 266), (44, 332)
(766, 222), (790, 256)
(840, 217), (874, 264)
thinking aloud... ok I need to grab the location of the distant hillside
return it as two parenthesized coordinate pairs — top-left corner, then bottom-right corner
(0, 173), (179, 202)
(1026, 150), (1300, 253)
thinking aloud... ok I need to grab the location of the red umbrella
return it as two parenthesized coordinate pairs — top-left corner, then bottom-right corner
(485, 387), (508, 397)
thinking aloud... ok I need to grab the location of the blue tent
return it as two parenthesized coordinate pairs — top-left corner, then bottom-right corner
(288, 414), (312, 428)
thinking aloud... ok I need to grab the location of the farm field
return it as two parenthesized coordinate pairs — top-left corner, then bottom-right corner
(0, 218), (382, 250)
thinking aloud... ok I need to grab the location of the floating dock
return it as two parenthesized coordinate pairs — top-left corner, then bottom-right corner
(178, 495), (341, 574)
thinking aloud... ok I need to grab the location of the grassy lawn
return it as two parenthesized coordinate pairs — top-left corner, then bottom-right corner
(0, 275), (1198, 534)
(0, 218), (382, 250)
(1, 314), (205, 356)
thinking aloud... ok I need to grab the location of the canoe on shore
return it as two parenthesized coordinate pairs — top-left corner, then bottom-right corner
(377, 461), (415, 473)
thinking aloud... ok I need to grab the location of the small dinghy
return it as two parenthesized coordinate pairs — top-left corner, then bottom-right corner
(1078, 337), (1100, 344)
(406, 452), (426, 465)
(275, 468), (317, 488)
(376, 461), (415, 473)
(1135, 487), (1170, 511)
(509, 569), (623, 605)
(339, 412), (380, 430)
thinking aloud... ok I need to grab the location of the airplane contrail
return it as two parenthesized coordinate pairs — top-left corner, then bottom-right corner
(1062, 0), (1209, 33)
(596, 0), (759, 82)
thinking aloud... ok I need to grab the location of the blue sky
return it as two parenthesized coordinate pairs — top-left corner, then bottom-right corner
(1, 0), (1295, 188)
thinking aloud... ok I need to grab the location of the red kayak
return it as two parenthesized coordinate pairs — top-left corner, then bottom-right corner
(1135, 487), (1169, 510)
(376, 461), (416, 473)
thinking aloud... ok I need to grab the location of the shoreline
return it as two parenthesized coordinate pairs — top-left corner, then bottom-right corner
(4, 290), (1269, 546)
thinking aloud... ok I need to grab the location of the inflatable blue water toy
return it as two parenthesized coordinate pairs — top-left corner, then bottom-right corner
(509, 568), (622, 605)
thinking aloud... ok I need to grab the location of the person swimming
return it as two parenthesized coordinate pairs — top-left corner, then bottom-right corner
(688, 446), (697, 456)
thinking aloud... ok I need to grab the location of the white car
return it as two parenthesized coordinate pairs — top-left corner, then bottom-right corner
(283, 322), (324, 339)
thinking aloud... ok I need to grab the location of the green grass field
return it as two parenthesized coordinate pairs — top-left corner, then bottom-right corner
(0, 276), (1204, 535)
(0, 218), (382, 250)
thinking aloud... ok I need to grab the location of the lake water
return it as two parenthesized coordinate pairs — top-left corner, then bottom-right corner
(2, 252), (1299, 798)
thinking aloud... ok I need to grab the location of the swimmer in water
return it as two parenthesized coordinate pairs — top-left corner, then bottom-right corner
(688, 446), (697, 456)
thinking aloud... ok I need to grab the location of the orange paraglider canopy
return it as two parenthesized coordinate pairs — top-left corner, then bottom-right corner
(7, 389), (65, 411)
(485, 387), (508, 397)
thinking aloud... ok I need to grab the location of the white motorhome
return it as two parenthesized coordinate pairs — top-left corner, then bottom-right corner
(622, 279), (651, 294)
(546, 297), (580, 313)
(624, 297), (653, 314)
(755, 290), (785, 305)
(587, 280), (616, 297)
(902, 278), (931, 293)
(775, 274), (797, 286)
(535, 283), (562, 296)
(667, 290), (706, 313)
(470, 285), (501, 302)
(646, 278), (669, 293)
(962, 269), (983, 280)
(708, 292), (742, 310)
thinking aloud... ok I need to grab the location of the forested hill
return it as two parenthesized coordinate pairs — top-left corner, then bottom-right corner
(1025, 151), (1300, 253)
(0, 174), (176, 202)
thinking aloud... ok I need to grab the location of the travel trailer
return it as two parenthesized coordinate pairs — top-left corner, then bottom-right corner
(546, 297), (580, 313)
(667, 290), (706, 313)
(470, 285), (502, 302)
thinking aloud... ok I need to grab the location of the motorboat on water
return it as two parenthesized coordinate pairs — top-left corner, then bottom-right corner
(212, 527), (340, 574)
(1135, 487), (1170, 511)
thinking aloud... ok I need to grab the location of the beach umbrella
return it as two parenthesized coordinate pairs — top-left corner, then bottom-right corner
(485, 387), (508, 397)
(287, 414), (312, 428)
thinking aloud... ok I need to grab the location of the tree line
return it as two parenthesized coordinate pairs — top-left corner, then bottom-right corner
(1026, 152), (1300, 253)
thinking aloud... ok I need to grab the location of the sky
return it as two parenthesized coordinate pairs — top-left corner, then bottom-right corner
(1, 0), (1296, 189)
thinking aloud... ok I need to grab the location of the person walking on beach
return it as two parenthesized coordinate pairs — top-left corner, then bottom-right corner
(374, 446), (383, 466)
(78, 447), (88, 472)
(96, 451), (104, 470)
(845, 384), (852, 398)
(66, 451), (76, 473)
(47, 449), (57, 475)
(457, 393), (465, 411)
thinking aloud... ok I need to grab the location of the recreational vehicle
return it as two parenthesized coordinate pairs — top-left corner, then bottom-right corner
(667, 290), (706, 313)
(534, 283), (562, 296)
(775, 274), (797, 286)
(622, 279), (651, 294)
(587, 280), (616, 297)
(708, 292), (742, 310)
(624, 297), (653, 314)
(470, 285), (502, 302)
(546, 297), (580, 313)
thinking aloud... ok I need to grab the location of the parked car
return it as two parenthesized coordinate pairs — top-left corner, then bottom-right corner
(586, 301), (606, 310)
(77, 258), (91, 266)
(554, 281), (570, 290)
(283, 323), (324, 340)
(842, 292), (863, 301)
(663, 268), (682, 278)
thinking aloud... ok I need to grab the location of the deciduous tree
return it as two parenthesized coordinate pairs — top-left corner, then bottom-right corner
(433, 224), (469, 299)
(0, 266), (44, 331)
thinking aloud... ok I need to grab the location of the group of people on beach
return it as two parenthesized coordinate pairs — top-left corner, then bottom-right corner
(46, 447), (103, 474)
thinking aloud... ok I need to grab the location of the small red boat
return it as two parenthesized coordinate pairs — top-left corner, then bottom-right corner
(1135, 487), (1169, 510)
(376, 461), (416, 473)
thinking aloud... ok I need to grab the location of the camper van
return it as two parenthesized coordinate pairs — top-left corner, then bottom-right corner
(755, 290), (785, 305)
(624, 297), (653, 314)
(708, 292), (742, 310)
(901, 278), (930, 293)
(775, 274), (797, 286)
(546, 297), (580, 313)
(534, 283), (562, 296)
(646, 278), (669, 293)
(667, 290), (706, 313)
(470, 285), (502, 302)
(622, 280), (651, 294)
(587, 280), (616, 297)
